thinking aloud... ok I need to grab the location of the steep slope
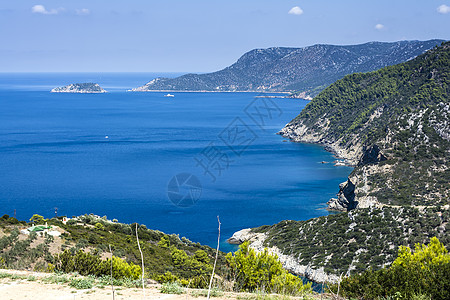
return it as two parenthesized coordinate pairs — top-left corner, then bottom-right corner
(132, 40), (443, 96)
(232, 206), (450, 282)
(231, 42), (450, 283)
(280, 41), (449, 209)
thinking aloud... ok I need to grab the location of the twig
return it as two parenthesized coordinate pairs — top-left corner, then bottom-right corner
(136, 223), (146, 299)
(108, 244), (115, 300)
(207, 216), (221, 300)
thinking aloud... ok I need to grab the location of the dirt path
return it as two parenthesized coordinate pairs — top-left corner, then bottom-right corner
(0, 269), (326, 300)
(0, 280), (185, 300)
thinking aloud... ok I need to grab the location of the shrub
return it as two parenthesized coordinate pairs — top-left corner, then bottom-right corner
(54, 250), (141, 280)
(226, 242), (311, 295)
(160, 282), (185, 294)
(69, 277), (95, 289)
(337, 237), (450, 300)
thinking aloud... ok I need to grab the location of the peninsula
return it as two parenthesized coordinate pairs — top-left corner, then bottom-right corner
(131, 40), (443, 98)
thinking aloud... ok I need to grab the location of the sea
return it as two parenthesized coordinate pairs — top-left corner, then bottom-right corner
(0, 73), (352, 252)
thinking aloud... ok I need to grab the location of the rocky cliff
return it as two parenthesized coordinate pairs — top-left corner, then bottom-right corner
(132, 40), (443, 97)
(280, 41), (450, 210)
(230, 42), (450, 283)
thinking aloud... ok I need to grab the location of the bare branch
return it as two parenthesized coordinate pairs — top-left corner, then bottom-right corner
(207, 216), (221, 300)
(136, 223), (146, 299)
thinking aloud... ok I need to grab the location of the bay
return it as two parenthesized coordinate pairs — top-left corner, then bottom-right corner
(0, 73), (352, 252)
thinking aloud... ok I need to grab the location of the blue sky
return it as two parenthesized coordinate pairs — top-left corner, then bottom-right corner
(1, 1), (449, 72)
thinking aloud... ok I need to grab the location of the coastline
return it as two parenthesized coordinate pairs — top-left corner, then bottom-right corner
(226, 229), (340, 283)
(225, 121), (359, 283)
(127, 89), (291, 94)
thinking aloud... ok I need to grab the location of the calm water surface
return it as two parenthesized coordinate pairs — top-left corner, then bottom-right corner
(0, 73), (352, 251)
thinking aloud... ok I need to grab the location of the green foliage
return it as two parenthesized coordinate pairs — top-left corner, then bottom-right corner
(41, 273), (71, 284)
(158, 235), (170, 248)
(94, 222), (104, 230)
(53, 215), (225, 282)
(160, 282), (185, 294)
(0, 228), (53, 270)
(29, 214), (45, 224)
(154, 271), (179, 283)
(253, 207), (450, 276)
(393, 236), (450, 269)
(55, 250), (141, 280)
(69, 276), (95, 289)
(289, 42), (450, 206)
(0, 214), (225, 288)
(226, 242), (311, 295)
(337, 237), (450, 300)
(151, 247), (213, 288)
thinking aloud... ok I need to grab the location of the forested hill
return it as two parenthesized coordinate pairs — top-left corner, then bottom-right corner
(232, 42), (450, 282)
(280, 41), (450, 210)
(131, 40), (443, 96)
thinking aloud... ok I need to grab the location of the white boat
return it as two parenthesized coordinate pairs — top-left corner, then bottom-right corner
(164, 93), (175, 97)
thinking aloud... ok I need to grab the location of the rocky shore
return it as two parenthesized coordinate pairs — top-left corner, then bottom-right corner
(227, 229), (339, 283)
(278, 120), (383, 212)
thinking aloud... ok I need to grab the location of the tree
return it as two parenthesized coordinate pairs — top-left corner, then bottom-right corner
(226, 242), (311, 295)
(29, 214), (44, 224)
(94, 222), (105, 230)
(338, 237), (450, 300)
(393, 236), (450, 270)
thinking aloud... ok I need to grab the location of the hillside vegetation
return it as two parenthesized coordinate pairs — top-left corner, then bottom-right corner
(132, 40), (442, 97)
(281, 41), (449, 208)
(0, 214), (311, 297)
(252, 206), (449, 276)
(231, 42), (450, 285)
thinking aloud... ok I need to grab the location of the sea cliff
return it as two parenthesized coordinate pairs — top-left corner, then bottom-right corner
(228, 41), (450, 283)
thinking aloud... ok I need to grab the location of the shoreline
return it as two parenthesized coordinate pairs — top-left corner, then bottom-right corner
(128, 89), (291, 94)
(225, 131), (357, 283)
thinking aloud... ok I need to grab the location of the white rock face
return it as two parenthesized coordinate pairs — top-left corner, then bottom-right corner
(229, 229), (340, 283)
(279, 120), (360, 166)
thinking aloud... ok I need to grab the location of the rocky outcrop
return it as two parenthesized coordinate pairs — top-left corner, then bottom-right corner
(327, 179), (357, 211)
(51, 83), (107, 93)
(358, 144), (387, 166)
(279, 120), (361, 166)
(227, 228), (265, 245)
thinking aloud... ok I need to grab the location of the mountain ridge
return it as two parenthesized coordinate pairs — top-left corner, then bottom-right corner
(132, 39), (444, 96)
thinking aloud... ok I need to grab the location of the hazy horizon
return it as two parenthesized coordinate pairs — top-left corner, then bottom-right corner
(1, 1), (450, 72)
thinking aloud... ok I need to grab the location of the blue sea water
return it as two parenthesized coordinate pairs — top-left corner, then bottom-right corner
(0, 73), (352, 252)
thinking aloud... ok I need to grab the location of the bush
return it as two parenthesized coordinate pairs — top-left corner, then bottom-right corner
(54, 250), (141, 280)
(69, 277), (94, 289)
(160, 282), (185, 294)
(226, 242), (311, 295)
(337, 237), (450, 300)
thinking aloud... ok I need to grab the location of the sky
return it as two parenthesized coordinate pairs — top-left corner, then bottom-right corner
(1, 1), (449, 72)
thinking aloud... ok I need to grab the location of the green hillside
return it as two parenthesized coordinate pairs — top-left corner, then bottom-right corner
(282, 41), (449, 207)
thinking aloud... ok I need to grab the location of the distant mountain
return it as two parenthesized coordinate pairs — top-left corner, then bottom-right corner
(51, 83), (107, 93)
(132, 40), (444, 96)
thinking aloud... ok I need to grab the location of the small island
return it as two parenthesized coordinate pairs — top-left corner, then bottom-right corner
(51, 83), (107, 93)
